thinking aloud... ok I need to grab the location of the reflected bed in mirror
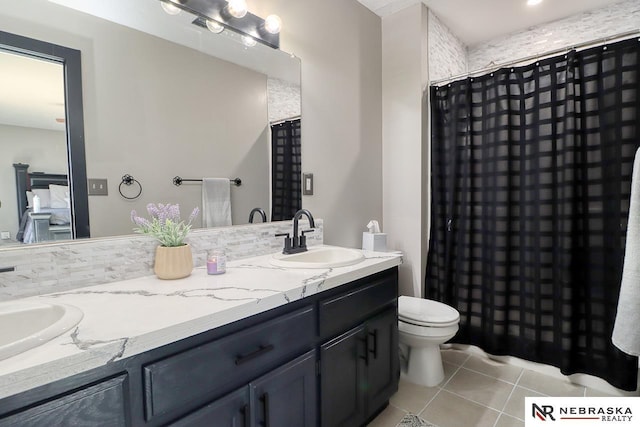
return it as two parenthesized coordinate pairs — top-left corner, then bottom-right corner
(0, 0), (301, 247)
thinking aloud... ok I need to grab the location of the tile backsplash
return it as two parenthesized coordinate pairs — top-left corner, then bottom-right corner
(0, 220), (323, 301)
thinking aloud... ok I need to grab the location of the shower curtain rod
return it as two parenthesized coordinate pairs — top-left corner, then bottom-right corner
(430, 28), (640, 86)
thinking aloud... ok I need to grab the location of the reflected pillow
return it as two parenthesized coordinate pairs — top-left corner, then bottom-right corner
(26, 191), (34, 208)
(32, 189), (51, 208)
(49, 184), (70, 209)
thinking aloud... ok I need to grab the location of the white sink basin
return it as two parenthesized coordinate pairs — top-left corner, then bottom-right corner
(0, 301), (83, 361)
(270, 246), (365, 269)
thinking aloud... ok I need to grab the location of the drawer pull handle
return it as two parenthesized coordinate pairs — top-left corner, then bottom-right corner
(235, 344), (275, 365)
(369, 330), (378, 359)
(262, 392), (271, 427)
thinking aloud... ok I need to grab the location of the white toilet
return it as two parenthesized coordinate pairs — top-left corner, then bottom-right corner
(398, 296), (460, 387)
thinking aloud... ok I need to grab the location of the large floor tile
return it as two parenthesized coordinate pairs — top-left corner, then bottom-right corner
(495, 413), (525, 427)
(442, 361), (460, 384)
(367, 404), (407, 427)
(502, 386), (545, 420)
(463, 355), (523, 384)
(441, 349), (470, 366)
(390, 378), (439, 413)
(517, 370), (585, 397)
(420, 390), (500, 427)
(443, 367), (515, 410)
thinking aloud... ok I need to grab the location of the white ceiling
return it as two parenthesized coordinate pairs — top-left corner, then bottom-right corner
(357, 0), (626, 46)
(0, 51), (65, 132)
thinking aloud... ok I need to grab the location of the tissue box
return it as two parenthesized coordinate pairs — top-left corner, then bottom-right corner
(362, 232), (387, 252)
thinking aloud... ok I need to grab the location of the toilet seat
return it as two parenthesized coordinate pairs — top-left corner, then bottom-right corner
(398, 296), (459, 328)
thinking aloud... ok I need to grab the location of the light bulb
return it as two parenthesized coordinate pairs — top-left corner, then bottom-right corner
(264, 15), (282, 34)
(242, 35), (257, 47)
(527, 0), (543, 6)
(161, 1), (181, 15)
(227, 0), (248, 18)
(206, 20), (224, 34)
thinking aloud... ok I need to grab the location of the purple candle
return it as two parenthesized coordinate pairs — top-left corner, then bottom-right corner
(207, 251), (226, 275)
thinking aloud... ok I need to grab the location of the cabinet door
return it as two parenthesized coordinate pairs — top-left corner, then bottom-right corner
(0, 375), (128, 427)
(251, 351), (317, 427)
(365, 307), (399, 417)
(169, 387), (249, 427)
(320, 325), (366, 427)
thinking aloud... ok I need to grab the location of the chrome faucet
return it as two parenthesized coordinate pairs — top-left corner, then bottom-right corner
(248, 207), (267, 223)
(275, 209), (316, 254)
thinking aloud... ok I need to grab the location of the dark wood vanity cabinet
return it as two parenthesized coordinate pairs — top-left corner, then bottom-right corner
(0, 267), (398, 427)
(319, 274), (399, 427)
(170, 351), (316, 427)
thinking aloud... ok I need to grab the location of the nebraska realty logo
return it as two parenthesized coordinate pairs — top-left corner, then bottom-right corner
(525, 397), (639, 426)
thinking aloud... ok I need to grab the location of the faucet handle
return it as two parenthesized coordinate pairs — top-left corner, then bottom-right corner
(299, 229), (314, 249)
(275, 233), (292, 253)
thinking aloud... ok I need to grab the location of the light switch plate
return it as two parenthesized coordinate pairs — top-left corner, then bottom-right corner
(303, 173), (313, 195)
(0, 231), (9, 240)
(88, 178), (108, 196)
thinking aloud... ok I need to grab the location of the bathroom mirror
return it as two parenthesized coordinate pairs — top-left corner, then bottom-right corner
(0, 0), (300, 247)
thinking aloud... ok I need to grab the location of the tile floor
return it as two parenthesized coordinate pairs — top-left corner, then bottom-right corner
(367, 348), (619, 427)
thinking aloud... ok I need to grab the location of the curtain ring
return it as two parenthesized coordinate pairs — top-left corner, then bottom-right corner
(119, 174), (142, 200)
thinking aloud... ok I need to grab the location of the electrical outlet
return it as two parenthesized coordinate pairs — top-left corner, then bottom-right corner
(0, 231), (10, 240)
(88, 178), (108, 196)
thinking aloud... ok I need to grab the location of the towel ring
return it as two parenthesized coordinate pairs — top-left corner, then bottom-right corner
(119, 174), (143, 200)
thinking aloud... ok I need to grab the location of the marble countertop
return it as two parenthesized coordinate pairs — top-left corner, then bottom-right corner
(0, 246), (402, 399)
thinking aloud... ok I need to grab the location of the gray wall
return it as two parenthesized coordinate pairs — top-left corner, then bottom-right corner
(255, 0), (383, 248)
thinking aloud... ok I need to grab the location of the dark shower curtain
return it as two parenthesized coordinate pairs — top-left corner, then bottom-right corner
(426, 38), (640, 390)
(271, 118), (301, 221)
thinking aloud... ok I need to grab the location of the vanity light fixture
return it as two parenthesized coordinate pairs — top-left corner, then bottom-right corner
(158, 0), (281, 49)
(226, 0), (248, 19)
(206, 19), (224, 33)
(160, 0), (182, 15)
(264, 15), (282, 35)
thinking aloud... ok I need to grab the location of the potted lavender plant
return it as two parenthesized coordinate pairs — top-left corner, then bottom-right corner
(131, 203), (199, 279)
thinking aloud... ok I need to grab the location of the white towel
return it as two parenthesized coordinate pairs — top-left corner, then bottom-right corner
(202, 178), (232, 228)
(612, 147), (640, 356)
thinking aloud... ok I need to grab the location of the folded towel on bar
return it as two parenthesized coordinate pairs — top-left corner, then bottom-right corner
(202, 178), (232, 228)
(612, 147), (640, 356)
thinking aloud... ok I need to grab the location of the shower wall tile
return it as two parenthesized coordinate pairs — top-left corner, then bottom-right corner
(428, 10), (468, 82)
(0, 220), (323, 301)
(468, 0), (640, 71)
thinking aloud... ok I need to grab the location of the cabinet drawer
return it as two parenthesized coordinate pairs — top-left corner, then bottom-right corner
(319, 273), (397, 339)
(143, 305), (315, 420)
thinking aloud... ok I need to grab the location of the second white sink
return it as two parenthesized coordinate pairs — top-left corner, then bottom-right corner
(270, 246), (365, 269)
(0, 301), (83, 361)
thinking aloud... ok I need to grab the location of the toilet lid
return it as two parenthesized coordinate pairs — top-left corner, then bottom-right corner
(398, 296), (460, 326)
